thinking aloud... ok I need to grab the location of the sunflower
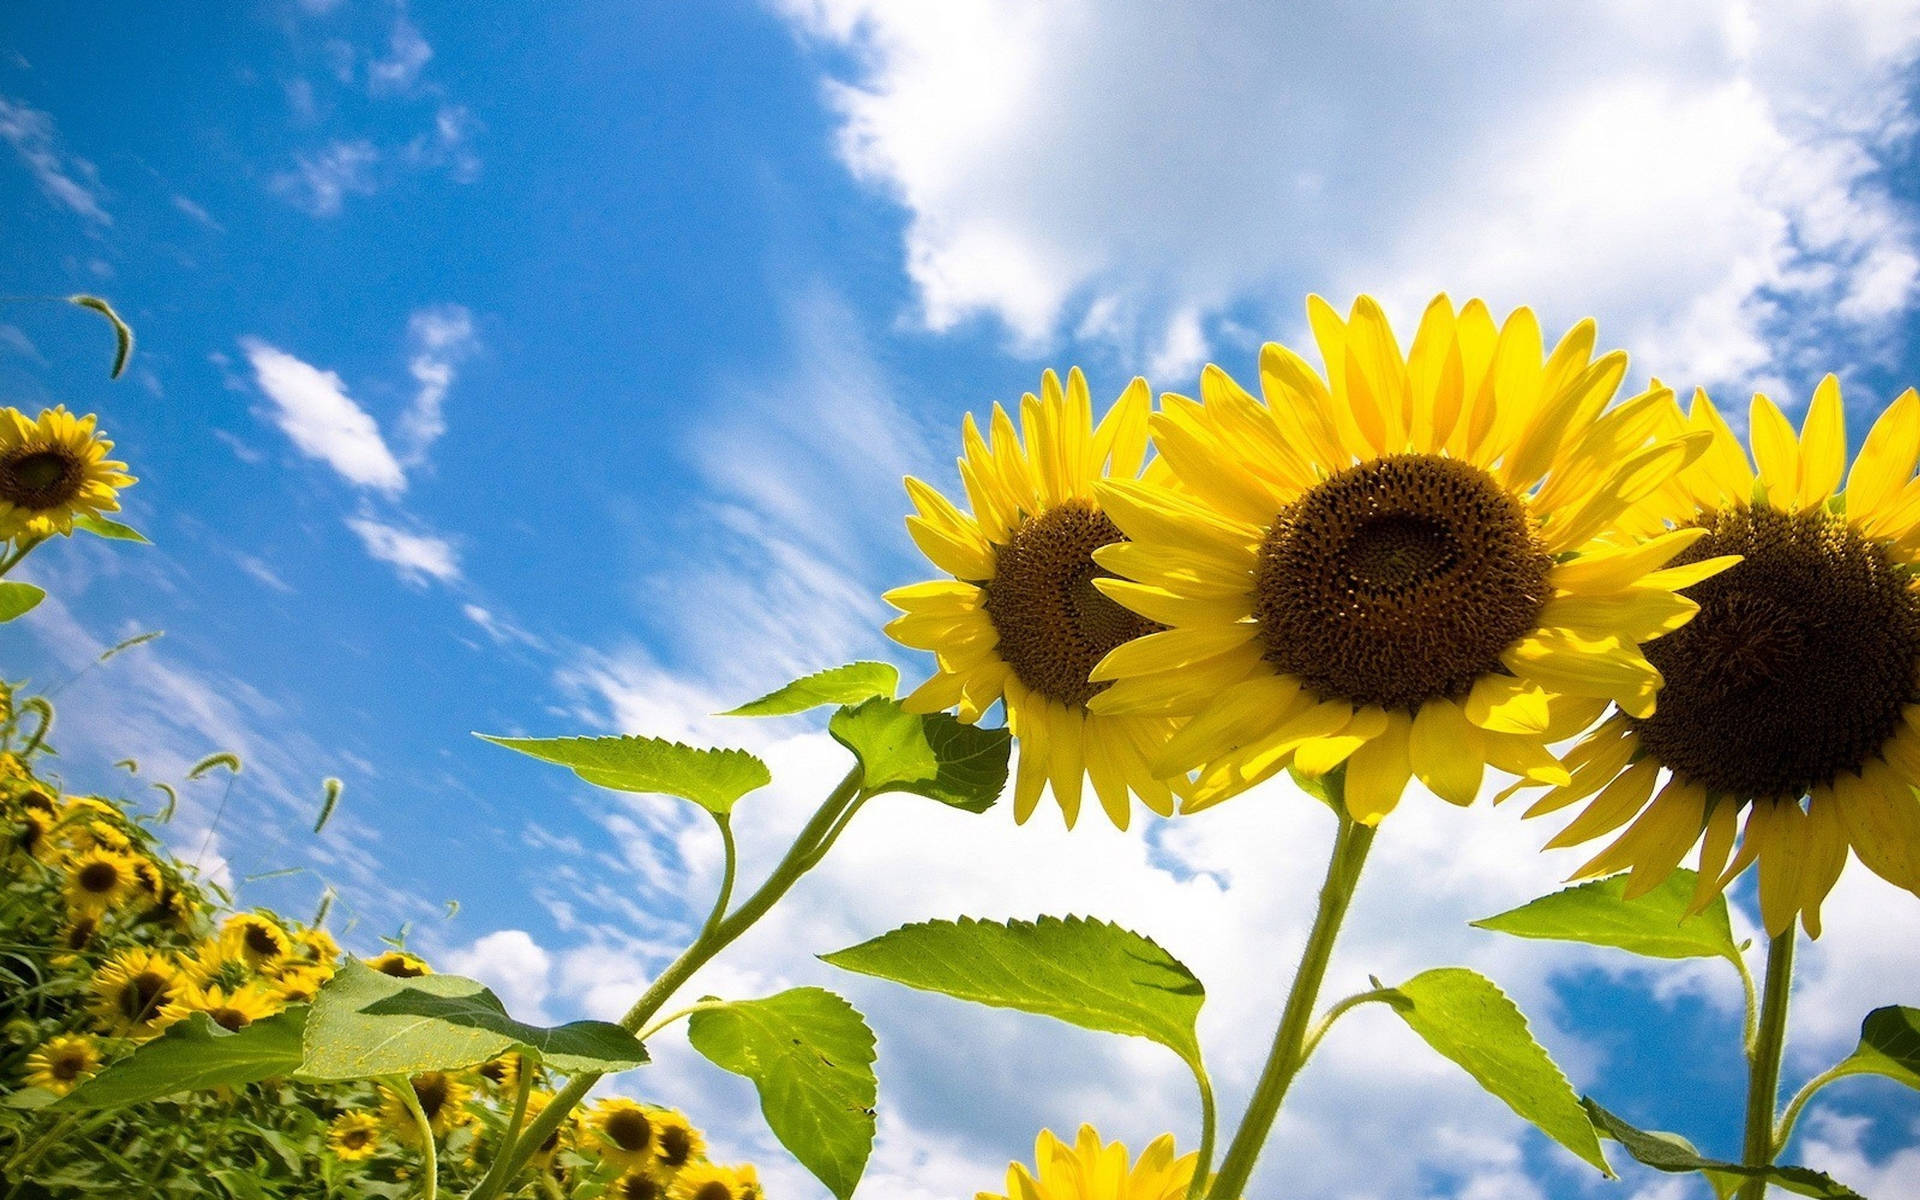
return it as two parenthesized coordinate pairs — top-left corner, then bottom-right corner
(0, 406), (134, 539)
(219, 912), (292, 971)
(521, 1091), (571, 1168)
(64, 846), (138, 913)
(328, 1111), (383, 1161)
(273, 964), (331, 1005)
(22, 1033), (101, 1096)
(365, 950), (431, 978)
(380, 1071), (471, 1145)
(91, 948), (187, 1037)
(1524, 379), (1920, 936)
(887, 367), (1197, 828)
(667, 1163), (762, 1200)
(588, 1097), (661, 1171)
(10, 808), (54, 861)
(614, 1171), (668, 1200)
(978, 1126), (1197, 1200)
(1088, 295), (1720, 822)
(650, 1108), (705, 1175)
(160, 979), (282, 1031)
(474, 1052), (523, 1093)
(293, 926), (341, 966)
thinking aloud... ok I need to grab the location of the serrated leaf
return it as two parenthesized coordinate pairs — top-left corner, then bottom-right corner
(823, 915), (1203, 1063)
(1830, 1005), (1920, 1091)
(1389, 968), (1610, 1175)
(0, 581), (45, 622)
(61, 1009), (306, 1109)
(688, 988), (877, 1200)
(724, 662), (899, 717)
(1584, 1099), (1864, 1199)
(74, 513), (149, 543)
(1472, 870), (1739, 965)
(478, 732), (769, 815)
(827, 696), (1009, 811)
(299, 960), (648, 1079)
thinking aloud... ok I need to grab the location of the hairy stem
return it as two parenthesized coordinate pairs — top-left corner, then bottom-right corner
(1183, 1057), (1218, 1200)
(1736, 930), (1797, 1200)
(390, 1075), (439, 1200)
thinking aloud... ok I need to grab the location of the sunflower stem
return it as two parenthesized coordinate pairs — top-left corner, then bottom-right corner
(391, 1074), (439, 1200)
(470, 1063), (534, 1200)
(1183, 1056), (1217, 1200)
(0, 535), (46, 579)
(467, 764), (866, 1199)
(1206, 806), (1377, 1199)
(1736, 930), (1796, 1200)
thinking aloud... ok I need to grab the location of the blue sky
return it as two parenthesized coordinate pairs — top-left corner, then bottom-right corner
(3, 2), (1919, 1197)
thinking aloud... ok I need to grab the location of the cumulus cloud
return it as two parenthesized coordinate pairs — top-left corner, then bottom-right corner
(241, 336), (407, 493)
(0, 95), (110, 225)
(442, 929), (555, 1022)
(777, 0), (1920, 391)
(270, 138), (379, 218)
(345, 514), (461, 586)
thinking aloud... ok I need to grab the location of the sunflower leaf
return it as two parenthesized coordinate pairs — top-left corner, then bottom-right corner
(821, 915), (1204, 1064)
(1825, 1005), (1920, 1092)
(723, 662), (899, 717)
(1386, 968), (1611, 1175)
(1471, 869), (1740, 966)
(687, 988), (877, 1200)
(298, 960), (648, 1079)
(0, 581), (46, 623)
(60, 1009), (307, 1109)
(1584, 1098), (1865, 1199)
(827, 696), (1009, 811)
(74, 513), (150, 543)
(476, 732), (769, 816)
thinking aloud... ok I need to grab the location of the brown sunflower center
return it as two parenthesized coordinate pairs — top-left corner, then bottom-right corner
(620, 1177), (665, 1200)
(342, 1128), (372, 1150)
(0, 446), (83, 511)
(52, 1051), (88, 1081)
(694, 1184), (733, 1200)
(77, 861), (123, 894)
(208, 1005), (253, 1032)
(375, 955), (426, 978)
(118, 972), (173, 1021)
(1630, 504), (1920, 800)
(1253, 453), (1551, 711)
(244, 925), (283, 958)
(659, 1125), (693, 1167)
(606, 1109), (653, 1152)
(981, 501), (1161, 709)
(413, 1074), (450, 1122)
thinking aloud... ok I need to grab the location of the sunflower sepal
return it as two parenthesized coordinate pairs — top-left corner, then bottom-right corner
(1287, 762), (1346, 816)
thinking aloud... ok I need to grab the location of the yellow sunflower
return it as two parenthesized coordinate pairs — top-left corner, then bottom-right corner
(521, 1091), (571, 1168)
(380, 1071), (471, 1145)
(1525, 378), (1920, 936)
(328, 1111), (383, 1161)
(978, 1126), (1198, 1200)
(293, 926), (341, 966)
(0, 406), (134, 539)
(588, 1097), (662, 1171)
(159, 979), (283, 1031)
(91, 948), (187, 1037)
(650, 1108), (706, 1175)
(219, 912), (292, 971)
(886, 367), (1195, 829)
(10, 808), (54, 862)
(1089, 294), (1722, 822)
(667, 1163), (762, 1200)
(23, 1033), (100, 1095)
(64, 846), (138, 913)
(365, 949), (431, 978)
(613, 1170), (669, 1200)
(273, 963), (332, 1005)
(474, 1052), (523, 1093)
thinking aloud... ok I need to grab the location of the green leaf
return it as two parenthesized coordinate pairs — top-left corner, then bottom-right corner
(1472, 870), (1740, 965)
(1388, 968), (1611, 1175)
(69, 294), (133, 378)
(61, 1009), (306, 1109)
(827, 696), (1010, 812)
(687, 988), (877, 1200)
(299, 960), (648, 1079)
(723, 662), (900, 717)
(0, 581), (45, 622)
(478, 732), (770, 816)
(1584, 1099), (1864, 1199)
(1829, 1005), (1920, 1091)
(74, 513), (150, 543)
(822, 915), (1203, 1063)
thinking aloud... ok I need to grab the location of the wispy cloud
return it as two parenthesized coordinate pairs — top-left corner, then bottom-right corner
(396, 303), (478, 465)
(345, 514), (461, 586)
(367, 11), (433, 95)
(240, 336), (407, 493)
(171, 193), (224, 232)
(270, 138), (379, 218)
(0, 94), (110, 225)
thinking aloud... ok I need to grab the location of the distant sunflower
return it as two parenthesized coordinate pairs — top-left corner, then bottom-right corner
(366, 950), (431, 978)
(887, 368), (1192, 828)
(0, 406), (133, 539)
(293, 927), (341, 966)
(667, 1163), (762, 1200)
(11, 808), (54, 861)
(1526, 379), (1920, 936)
(273, 964), (331, 1005)
(613, 1170), (668, 1200)
(160, 980), (282, 1031)
(474, 1052), (522, 1093)
(65, 847), (138, 913)
(978, 1126), (1197, 1200)
(381, 1071), (471, 1145)
(328, 1111), (382, 1161)
(522, 1091), (570, 1168)
(650, 1108), (705, 1175)
(588, 1098), (660, 1171)
(1090, 295), (1719, 822)
(91, 948), (186, 1037)
(23, 1033), (100, 1096)
(220, 912), (292, 971)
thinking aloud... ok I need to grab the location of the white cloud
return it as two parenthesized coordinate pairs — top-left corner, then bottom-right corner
(777, 0), (1920, 392)
(442, 929), (555, 1023)
(396, 303), (478, 464)
(0, 95), (110, 225)
(234, 552), (294, 594)
(403, 104), (483, 183)
(1798, 1110), (1920, 1196)
(368, 12), (433, 95)
(271, 138), (379, 218)
(345, 514), (461, 586)
(171, 193), (224, 232)
(462, 603), (543, 649)
(240, 336), (407, 492)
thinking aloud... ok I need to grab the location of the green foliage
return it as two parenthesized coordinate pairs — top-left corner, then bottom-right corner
(1472, 870), (1740, 965)
(0, 580), (46, 622)
(1386, 968), (1611, 1175)
(69, 294), (133, 378)
(300, 960), (648, 1080)
(688, 988), (878, 1200)
(723, 661), (899, 716)
(62, 1010), (307, 1109)
(828, 696), (1010, 811)
(823, 915), (1204, 1064)
(313, 777), (343, 834)
(75, 513), (150, 543)
(1823, 1005), (1920, 1092)
(189, 752), (242, 778)
(1584, 1099), (1863, 1199)
(478, 732), (770, 816)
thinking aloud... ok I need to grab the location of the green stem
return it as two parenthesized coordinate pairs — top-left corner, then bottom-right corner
(469, 1064), (535, 1200)
(1206, 809), (1378, 1199)
(1735, 947), (1760, 1057)
(1736, 930), (1796, 1200)
(468, 766), (867, 1199)
(1182, 1057), (1217, 1200)
(0, 535), (46, 579)
(1773, 1063), (1848, 1153)
(391, 1074), (440, 1200)
(1296, 986), (1402, 1069)
(635, 999), (732, 1043)
(3, 1114), (78, 1194)
(700, 815), (738, 941)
